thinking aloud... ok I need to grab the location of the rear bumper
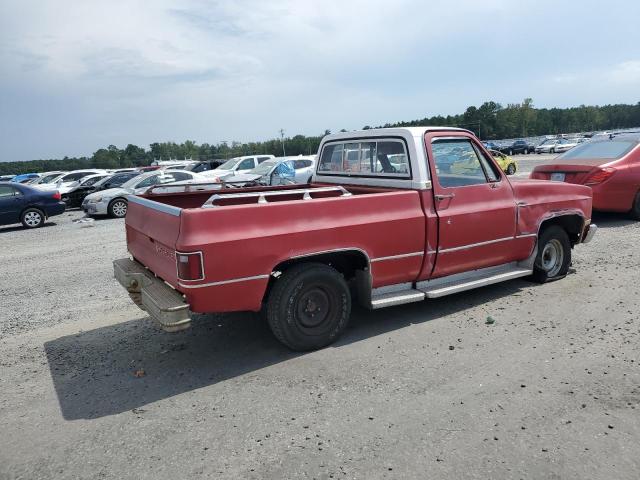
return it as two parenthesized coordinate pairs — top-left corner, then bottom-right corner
(45, 202), (66, 217)
(113, 258), (191, 332)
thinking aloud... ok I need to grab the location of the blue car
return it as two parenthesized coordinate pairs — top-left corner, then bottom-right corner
(0, 182), (66, 229)
(11, 173), (40, 184)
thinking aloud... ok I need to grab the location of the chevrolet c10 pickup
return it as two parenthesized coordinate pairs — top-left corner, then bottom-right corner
(114, 127), (597, 350)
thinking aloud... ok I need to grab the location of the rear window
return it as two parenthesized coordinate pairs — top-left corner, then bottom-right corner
(559, 140), (636, 160)
(318, 139), (410, 178)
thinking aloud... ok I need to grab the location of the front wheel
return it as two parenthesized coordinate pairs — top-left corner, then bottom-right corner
(531, 226), (571, 283)
(21, 208), (45, 229)
(108, 198), (128, 218)
(266, 263), (351, 351)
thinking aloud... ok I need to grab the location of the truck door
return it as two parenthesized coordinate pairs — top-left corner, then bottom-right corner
(426, 132), (519, 278)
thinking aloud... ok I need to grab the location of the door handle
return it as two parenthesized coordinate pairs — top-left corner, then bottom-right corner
(434, 193), (455, 201)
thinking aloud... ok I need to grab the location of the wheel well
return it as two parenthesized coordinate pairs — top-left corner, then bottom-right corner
(539, 214), (584, 245)
(21, 206), (45, 218)
(262, 250), (369, 304)
(110, 197), (128, 205)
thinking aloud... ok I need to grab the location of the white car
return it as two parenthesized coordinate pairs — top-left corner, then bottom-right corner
(34, 169), (107, 191)
(223, 156), (316, 186)
(82, 170), (201, 218)
(30, 171), (65, 185)
(199, 155), (275, 181)
(57, 173), (112, 196)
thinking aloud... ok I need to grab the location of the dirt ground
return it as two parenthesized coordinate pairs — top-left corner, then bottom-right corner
(0, 206), (639, 480)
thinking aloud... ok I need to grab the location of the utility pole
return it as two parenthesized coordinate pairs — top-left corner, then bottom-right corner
(279, 129), (286, 157)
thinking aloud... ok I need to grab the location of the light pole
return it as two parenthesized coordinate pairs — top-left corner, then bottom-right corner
(279, 129), (286, 157)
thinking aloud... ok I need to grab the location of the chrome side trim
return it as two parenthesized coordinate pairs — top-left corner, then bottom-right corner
(515, 233), (537, 239)
(371, 251), (424, 263)
(438, 236), (514, 254)
(178, 274), (269, 289)
(127, 195), (182, 217)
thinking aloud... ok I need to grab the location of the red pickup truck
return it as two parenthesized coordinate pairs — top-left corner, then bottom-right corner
(114, 127), (597, 350)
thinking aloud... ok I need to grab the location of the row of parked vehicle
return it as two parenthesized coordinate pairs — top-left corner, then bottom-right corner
(482, 135), (594, 156)
(0, 155), (318, 228)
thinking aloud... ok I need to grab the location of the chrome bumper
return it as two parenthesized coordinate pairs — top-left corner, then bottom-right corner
(582, 223), (597, 244)
(113, 258), (191, 332)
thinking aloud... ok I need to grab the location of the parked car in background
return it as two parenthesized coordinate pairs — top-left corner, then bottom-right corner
(488, 150), (518, 175)
(59, 173), (111, 204)
(11, 173), (40, 184)
(186, 159), (227, 172)
(137, 166), (162, 172)
(482, 141), (500, 151)
(0, 182), (66, 229)
(34, 169), (106, 191)
(199, 155), (275, 181)
(82, 170), (201, 218)
(113, 127), (596, 350)
(223, 156), (316, 186)
(499, 140), (534, 155)
(0, 175), (15, 182)
(63, 171), (141, 208)
(531, 133), (640, 219)
(31, 171), (66, 185)
(553, 138), (579, 153)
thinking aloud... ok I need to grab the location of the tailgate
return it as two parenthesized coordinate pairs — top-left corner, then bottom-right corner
(125, 195), (182, 287)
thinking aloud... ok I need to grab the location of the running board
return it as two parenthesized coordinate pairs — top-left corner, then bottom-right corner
(417, 264), (532, 299)
(370, 289), (426, 309)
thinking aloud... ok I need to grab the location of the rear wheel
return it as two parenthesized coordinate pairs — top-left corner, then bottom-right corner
(506, 163), (516, 175)
(630, 192), (640, 220)
(21, 208), (45, 229)
(531, 226), (571, 283)
(108, 198), (128, 218)
(266, 263), (351, 351)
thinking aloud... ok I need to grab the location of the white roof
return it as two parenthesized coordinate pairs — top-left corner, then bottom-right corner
(323, 126), (470, 142)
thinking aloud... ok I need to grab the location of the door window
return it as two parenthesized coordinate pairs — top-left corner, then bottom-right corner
(432, 139), (494, 188)
(0, 186), (16, 197)
(238, 159), (255, 170)
(169, 172), (193, 182)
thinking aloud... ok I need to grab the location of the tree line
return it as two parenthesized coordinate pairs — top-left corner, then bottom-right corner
(2, 99), (639, 175)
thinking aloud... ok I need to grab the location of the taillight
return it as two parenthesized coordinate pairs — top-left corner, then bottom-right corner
(176, 251), (204, 281)
(52, 191), (61, 200)
(584, 167), (615, 185)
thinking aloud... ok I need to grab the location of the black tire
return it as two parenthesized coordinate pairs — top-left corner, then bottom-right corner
(531, 226), (571, 283)
(266, 262), (351, 351)
(108, 198), (128, 218)
(506, 163), (516, 175)
(630, 192), (640, 220)
(20, 208), (45, 229)
(550, 148), (555, 154)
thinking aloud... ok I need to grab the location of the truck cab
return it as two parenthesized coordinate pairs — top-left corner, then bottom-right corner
(114, 127), (596, 350)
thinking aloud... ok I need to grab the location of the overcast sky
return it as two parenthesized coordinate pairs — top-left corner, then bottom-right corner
(1, 0), (639, 162)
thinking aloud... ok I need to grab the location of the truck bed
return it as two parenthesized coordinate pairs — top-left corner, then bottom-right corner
(125, 183), (427, 313)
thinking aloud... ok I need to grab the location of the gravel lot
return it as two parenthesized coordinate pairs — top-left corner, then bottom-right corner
(1, 195), (639, 479)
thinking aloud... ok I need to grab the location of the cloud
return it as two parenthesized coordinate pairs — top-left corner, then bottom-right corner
(0, 0), (639, 161)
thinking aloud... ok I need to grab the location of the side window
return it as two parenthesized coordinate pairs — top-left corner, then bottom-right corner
(258, 156), (272, 163)
(294, 160), (312, 169)
(238, 159), (254, 170)
(0, 186), (15, 197)
(170, 172), (192, 181)
(431, 139), (488, 188)
(136, 175), (159, 188)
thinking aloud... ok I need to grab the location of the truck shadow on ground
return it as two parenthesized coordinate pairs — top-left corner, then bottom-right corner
(45, 280), (526, 420)
(591, 211), (636, 228)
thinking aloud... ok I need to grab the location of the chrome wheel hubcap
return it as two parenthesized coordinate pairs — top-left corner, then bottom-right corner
(112, 202), (127, 217)
(24, 212), (41, 226)
(541, 239), (563, 276)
